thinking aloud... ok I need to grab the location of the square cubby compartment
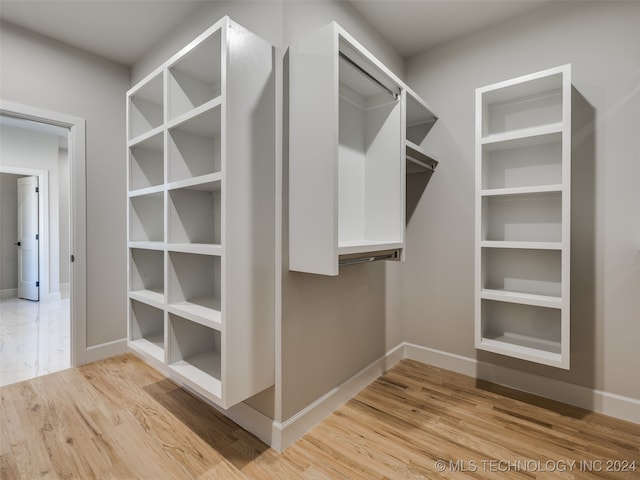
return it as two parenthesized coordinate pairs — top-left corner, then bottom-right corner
(482, 192), (562, 242)
(129, 192), (164, 242)
(130, 299), (164, 362)
(482, 131), (562, 189)
(481, 300), (561, 355)
(129, 132), (164, 191)
(168, 183), (221, 245)
(130, 248), (164, 303)
(168, 107), (221, 182)
(482, 248), (561, 297)
(168, 313), (221, 397)
(482, 72), (563, 136)
(168, 30), (221, 120)
(168, 252), (221, 326)
(129, 73), (163, 140)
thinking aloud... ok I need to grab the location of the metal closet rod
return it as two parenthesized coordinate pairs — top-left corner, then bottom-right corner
(339, 250), (399, 267)
(339, 52), (399, 100)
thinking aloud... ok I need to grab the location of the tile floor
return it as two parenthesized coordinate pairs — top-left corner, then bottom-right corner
(0, 296), (70, 387)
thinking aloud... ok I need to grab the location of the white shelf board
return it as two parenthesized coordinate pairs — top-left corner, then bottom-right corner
(405, 86), (437, 127)
(129, 335), (164, 362)
(338, 240), (403, 256)
(480, 184), (562, 197)
(128, 184), (165, 198)
(166, 173), (222, 192)
(128, 241), (165, 251)
(129, 289), (165, 308)
(169, 351), (222, 399)
(167, 243), (222, 256)
(481, 241), (562, 250)
(406, 140), (438, 173)
(166, 96), (222, 134)
(481, 289), (561, 309)
(128, 125), (164, 148)
(480, 333), (562, 360)
(481, 122), (563, 147)
(167, 298), (222, 330)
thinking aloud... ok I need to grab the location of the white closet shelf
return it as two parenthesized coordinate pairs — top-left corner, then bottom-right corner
(481, 122), (563, 147)
(481, 241), (562, 250)
(168, 299), (222, 330)
(480, 334), (562, 361)
(169, 352), (222, 399)
(166, 97), (222, 133)
(480, 184), (562, 197)
(406, 140), (438, 173)
(129, 289), (165, 308)
(167, 173), (222, 192)
(129, 185), (165, 198)
(405, 87), (437, 127)
(167, 243), (222, 256)
(338, 240), (403, 256)
(130, 335), (164, 362)
(128, 241), (165, 251)
(128, 125), (164, 148)
(481, 289), (561, 309)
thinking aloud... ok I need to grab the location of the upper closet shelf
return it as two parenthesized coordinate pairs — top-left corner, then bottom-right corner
(481, 122), (563, 146)
(406, 140), (438, 173)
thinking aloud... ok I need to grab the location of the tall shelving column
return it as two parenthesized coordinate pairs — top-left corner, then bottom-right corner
(126, 16), (275, 409)
(289, 22), (438, 276)
(475, 64), (571, 369)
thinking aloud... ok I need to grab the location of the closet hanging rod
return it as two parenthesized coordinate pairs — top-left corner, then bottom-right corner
(339, 250), (399, 267)
(339, 52), (399, 100)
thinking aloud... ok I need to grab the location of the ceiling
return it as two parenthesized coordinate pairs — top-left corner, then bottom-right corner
(0, 0), (557, 65)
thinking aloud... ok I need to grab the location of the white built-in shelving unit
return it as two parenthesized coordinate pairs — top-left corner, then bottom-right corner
(289, 22), (437, 275)
(126, 16), (275, 408)
(475, 64), (571, 369)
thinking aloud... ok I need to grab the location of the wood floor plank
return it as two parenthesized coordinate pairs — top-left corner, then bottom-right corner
(1, 354), (638, 479)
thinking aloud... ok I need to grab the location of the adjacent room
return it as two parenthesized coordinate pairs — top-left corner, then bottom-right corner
(1, 1), (638, 478)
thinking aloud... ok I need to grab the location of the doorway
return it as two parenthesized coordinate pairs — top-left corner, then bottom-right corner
(0, 100), (87, 381)
(0, 117), (71, 385)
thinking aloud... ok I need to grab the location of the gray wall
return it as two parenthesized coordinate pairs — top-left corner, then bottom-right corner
(0, 126), (61, 295)
(0, 21), (130, 348)
(404, 1), (640, 400)
(0, 173), (24, 292)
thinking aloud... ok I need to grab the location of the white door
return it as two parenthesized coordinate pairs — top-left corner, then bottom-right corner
(17, 176), (39, 301)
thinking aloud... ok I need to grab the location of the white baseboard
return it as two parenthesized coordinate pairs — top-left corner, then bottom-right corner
(404, 342), (640, 425)
(125, 340), (640, 452)
(0, 288), (17, 299)
(271, 343), (405, 451)
(85, 338), (128, 364)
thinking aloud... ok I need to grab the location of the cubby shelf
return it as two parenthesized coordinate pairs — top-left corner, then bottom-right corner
(289, 22), (438, 275)
(126, 16), (275, 409)
(129, 299), (165, 363)
(475, 64), (571, 369)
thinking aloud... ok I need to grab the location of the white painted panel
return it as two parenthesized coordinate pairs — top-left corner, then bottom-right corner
(289, 23), (339, 275)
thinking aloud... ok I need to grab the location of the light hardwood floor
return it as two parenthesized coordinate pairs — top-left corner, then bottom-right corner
(1, 354), (639, 479)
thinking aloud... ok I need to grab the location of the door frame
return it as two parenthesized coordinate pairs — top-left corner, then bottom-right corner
(1, 168), (49, 302)
(1, 100), (87, 367)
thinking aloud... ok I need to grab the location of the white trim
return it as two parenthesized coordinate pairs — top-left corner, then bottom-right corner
(271, 343), (405, 451)
(60, 282), (70, 299)
(0, 288), (17, 299)
(85, 338), (128, 364)
(0, 100), (87, 367)
(404, 343), (640, 425)
(270, 342), (639, 452)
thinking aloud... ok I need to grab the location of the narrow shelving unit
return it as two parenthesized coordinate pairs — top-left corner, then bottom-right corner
(405, 88), (438, 175)
(126, 17), (275, 408)
(475, 64), (571, 369)
(289, 22), (438, 275)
